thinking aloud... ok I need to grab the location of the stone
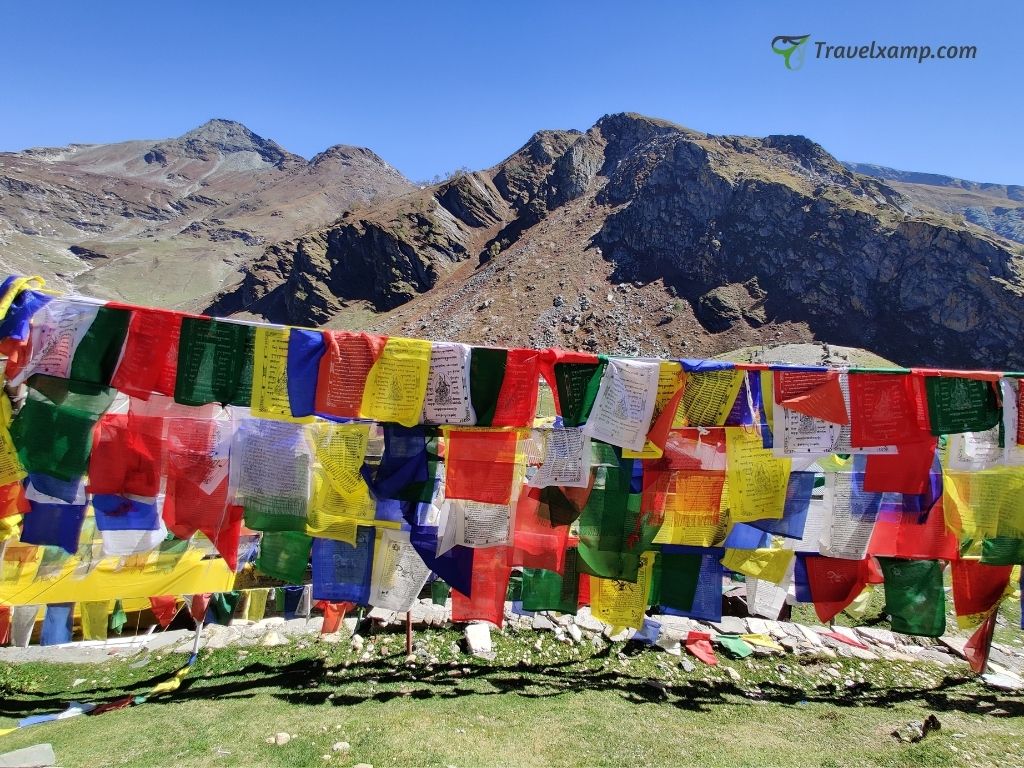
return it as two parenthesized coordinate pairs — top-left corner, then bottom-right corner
(680, 658), (696, 673)
(0, 743), (57, 767)
(464, 624), (492, 656)
(723, 666), (741, 682)
(261, 631), (289, 647)
(710, 616), (747, 635)
(332, 742), (350, 753)
(567, 624), (583, 643)
(531, 615), (554, 631)
(271, 733), (291, 746)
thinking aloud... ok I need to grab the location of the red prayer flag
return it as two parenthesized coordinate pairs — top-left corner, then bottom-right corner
(490, 348), (541, 427)
(314, 331), (386, 418)
(316, 600), (353, 634)
(868, 501), (958, 561)
(0, 481), (29, 519)
(862, 438), (937, 494)
(507, 487), (569, 572)
(0, 605), (10, 645)
(951, 559), (1012, 622)
(685, 630), (718, 666)
(88, 413), (165, 497)
(804, 555), (871, 622)
(445, 428), (520, 505)
(149, 596), (179, 628)
(964, 611), (999, 673)
(109, 305), (184, 399)
(775, 370), (849, 425)
(849, 373), (929, 447)
(190, 593), (212, 623)
(822, 630), (870, 650)
(451, 546), (510, 628)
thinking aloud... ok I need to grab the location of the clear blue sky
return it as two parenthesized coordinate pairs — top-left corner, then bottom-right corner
(2, 0), (1021, 183)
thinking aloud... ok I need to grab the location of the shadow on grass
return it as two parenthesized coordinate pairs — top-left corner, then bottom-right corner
(2, 645), (1022, 721)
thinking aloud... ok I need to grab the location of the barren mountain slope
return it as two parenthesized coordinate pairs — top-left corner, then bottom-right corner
(222, 113), (1024, 369)
(0, 119), (412, 310)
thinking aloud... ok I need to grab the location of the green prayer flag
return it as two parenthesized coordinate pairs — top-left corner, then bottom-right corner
(10, 375), (114, 481)
(981, 536), (1024, 566)
(718, 634), (754, 659)
(553, 360), (607, 427)
(68, 306), (131, 385)
(577, 454), (639, 580)
(469, 347), (507, 427)
(175, 317), (255, 406)
(655, 551), (703, 612)
(431, 580), (451, 605)
(521, 550), (581, 613)
(210, 591), (241, 625)
(254, 531), (313, 583)
(925, 376), (1000, 435)
(110, 599), (127, 635)
(878, 557), (946, 637)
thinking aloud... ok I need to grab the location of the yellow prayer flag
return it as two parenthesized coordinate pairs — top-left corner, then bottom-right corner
(741, 633), (785, 652)
(721, 547), (794, 585)
(251, 327), (312, 423)
(360, 337), (432, 427)
(306, 422), (377, 541)
(80, 600), (111, 641)
(674, 369), (744, 427)
(590, 551), (655, 630)
(725, 427), (791, 522)
(0, 393), (26, 487)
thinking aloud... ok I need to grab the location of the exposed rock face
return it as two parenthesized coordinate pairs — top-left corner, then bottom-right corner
(223, 113), (1024, 369)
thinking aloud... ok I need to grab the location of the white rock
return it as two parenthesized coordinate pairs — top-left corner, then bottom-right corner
(464, 623), (492, 656)
(272, 732), (291, 746)
(332, 741), (351, 753)
(567, 624), (583, 643)
(261, 630), (289, 647)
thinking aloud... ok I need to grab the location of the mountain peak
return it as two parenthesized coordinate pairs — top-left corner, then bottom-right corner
(164, 118), (299, 168)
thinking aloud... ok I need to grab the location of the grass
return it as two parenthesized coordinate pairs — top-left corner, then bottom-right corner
(0, 625), (1022, 768)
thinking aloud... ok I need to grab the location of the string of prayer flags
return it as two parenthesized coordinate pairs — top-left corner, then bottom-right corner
(721, 546), (795, 585)
(878, 557), (947, 637)
(306, 422), (373, 540)
(285, 328), (325, 418)
(469, 347), (540, 427)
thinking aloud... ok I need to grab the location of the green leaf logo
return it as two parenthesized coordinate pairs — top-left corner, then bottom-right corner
(772, 35), (811, 70)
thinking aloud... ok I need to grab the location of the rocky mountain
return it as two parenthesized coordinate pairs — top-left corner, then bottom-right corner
(216, 113), (1024, 370)
(0, 119), (412, 310)
(4, 114), (1022, 369)
(844, 162), (1024, 244)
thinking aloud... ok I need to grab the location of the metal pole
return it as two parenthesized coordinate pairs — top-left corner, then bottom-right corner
(405, 611), (413, 655)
